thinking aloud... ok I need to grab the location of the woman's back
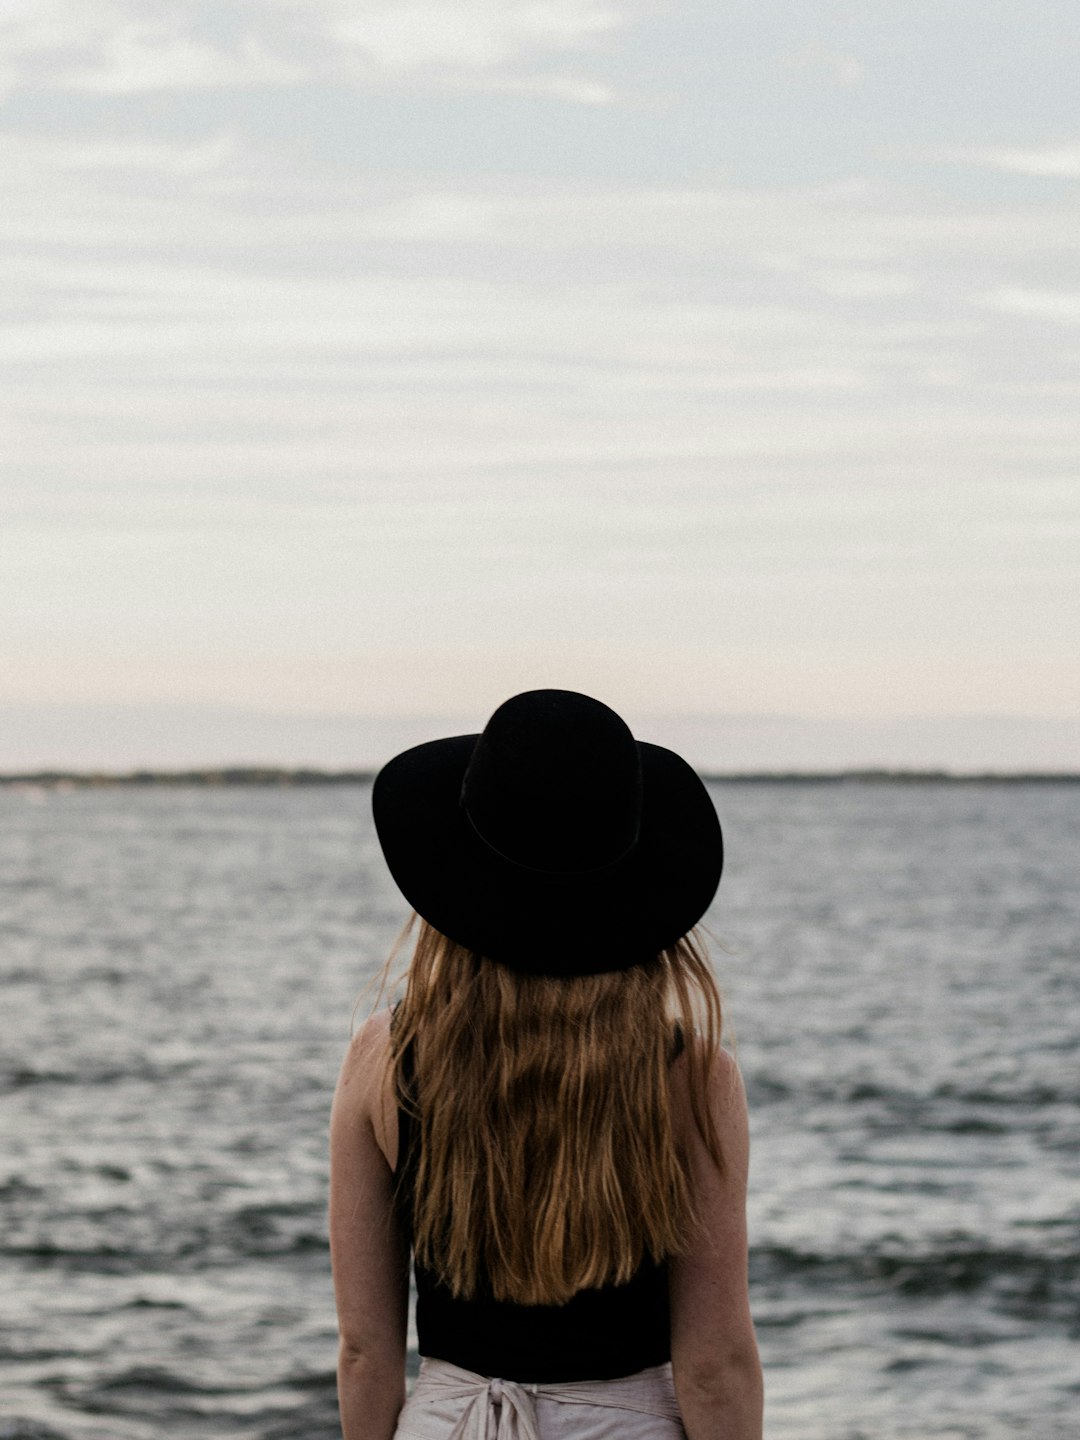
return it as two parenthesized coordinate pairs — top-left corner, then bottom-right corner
(391, 1000), (686, 1382)
(334, 996), (756, 1435)
(386, 924), (720, 1307)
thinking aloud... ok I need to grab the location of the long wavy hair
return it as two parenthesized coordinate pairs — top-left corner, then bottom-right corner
(383, 916), (724, 1306)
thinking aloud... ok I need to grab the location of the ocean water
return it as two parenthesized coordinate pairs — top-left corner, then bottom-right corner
(1, 781), (1077, 1440)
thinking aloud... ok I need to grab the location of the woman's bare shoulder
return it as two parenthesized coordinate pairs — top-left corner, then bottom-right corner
(671, 1032), (745, 1114)
(334, 1007), (397, 1168)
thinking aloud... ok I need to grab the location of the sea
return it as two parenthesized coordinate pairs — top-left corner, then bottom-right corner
(1, 781), (1077, 1440)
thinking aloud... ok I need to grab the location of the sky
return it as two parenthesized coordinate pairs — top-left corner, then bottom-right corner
(2, 2), (1079, 769)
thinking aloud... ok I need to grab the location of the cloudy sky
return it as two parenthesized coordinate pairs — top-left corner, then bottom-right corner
(2, 1), (1079, 768)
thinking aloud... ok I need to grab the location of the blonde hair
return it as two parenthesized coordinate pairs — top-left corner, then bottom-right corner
(385, 918), (723, 1306)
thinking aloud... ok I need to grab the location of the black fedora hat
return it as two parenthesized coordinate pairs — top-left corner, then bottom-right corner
(372, 689), (723, 977)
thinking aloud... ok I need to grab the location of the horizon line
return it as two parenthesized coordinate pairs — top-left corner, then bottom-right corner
(3, 766), (1079, 788)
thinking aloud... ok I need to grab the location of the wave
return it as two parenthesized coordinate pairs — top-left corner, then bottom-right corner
(746, 1071), (1080, 1112)
(90, 1365), (229, 1395)
(3, 1241), (151, 1274)
(0, 1059), (197, 1092)
(0, 1345), (82, 1363)
(933, 1080), (1079, 1108)
(5, 1234), (326, 1275)
(751, 1239), (1080, 1320)
(0, 1423), (74, 1440)
(41, 1363), (339, 1434)
(42, 1364), (254, 1423)
(118, 1295), (190, 1311)
(0, 1176), (45, 1200)
(2, 1197), (328, 1274)
(216, 1201), (328, 1258)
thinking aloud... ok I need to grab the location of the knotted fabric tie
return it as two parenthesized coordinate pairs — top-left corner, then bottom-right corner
(409, 1358), (682, 1440)
(445, 1373), (541, 1440)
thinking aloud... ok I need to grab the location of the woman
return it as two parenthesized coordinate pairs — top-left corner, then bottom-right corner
(330, 690), (762, 1439)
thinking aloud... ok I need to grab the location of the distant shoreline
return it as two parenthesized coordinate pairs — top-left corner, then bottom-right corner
(2, 767), (1079, 788)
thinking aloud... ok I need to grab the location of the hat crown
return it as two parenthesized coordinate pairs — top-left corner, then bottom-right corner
(461, 690), (642, 875)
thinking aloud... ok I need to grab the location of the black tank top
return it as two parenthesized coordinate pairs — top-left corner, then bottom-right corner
(394, 1025), (684, 1383)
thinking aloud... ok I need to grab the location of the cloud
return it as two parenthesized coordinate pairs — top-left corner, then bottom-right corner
(321, 0), (621, 73)
(0, 0), (116, 92)
(45, 134), (237, 174)
(0, 1), (626, 96)
(3, 132), (1079, 519)
(59, 25), (300, 93)
(952, 143), (1080, 179)
(0, 4), (300, 94)
(352, 179), (1080, 286)
(979, 287), (1080, 323)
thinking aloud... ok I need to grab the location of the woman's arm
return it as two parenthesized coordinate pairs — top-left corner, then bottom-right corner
(669, 1044), (763, 1440)
(329, 1009), (409, 1440)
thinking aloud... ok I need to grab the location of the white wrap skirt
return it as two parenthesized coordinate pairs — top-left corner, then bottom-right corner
(392, 1357), (686, 1440)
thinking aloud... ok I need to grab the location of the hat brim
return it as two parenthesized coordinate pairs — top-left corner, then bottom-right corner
(372, 733), (722, 976)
